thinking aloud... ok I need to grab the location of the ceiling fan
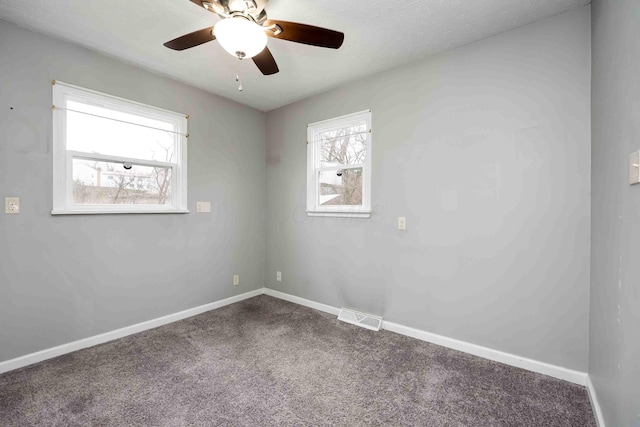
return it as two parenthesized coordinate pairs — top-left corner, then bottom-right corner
(164, 0), (345, 76)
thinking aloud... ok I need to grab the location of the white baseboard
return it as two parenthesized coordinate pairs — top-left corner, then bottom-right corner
(263, 288), (588, 386)
(0, 286), (589, 390)
(263, 288), (340, 316)
(586, 375), (606, 427)
(0, 288), (263, 375)
(381, 320), (587, 385)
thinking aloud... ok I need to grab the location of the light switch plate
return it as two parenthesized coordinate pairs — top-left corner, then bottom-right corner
(196, 201), (211, 213)
(630, 151), (640, 185)
(5, 197), (19, 214)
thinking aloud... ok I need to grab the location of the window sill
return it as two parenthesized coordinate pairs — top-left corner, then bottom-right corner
(306, 210), (371, 219)
(51, 209), (190, 215)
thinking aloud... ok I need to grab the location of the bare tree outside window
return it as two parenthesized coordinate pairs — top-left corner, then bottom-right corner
(72, 133), (174, 206)
(318, 124), (367, 206)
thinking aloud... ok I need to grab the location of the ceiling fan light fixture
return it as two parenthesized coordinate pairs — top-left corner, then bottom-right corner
(214, 16), (267, 59)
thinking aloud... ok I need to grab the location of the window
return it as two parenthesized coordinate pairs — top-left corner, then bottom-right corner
(306, 110), (372, 218)
(52, 81), (188, 214)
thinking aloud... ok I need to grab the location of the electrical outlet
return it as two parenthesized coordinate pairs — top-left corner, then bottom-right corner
(233, 275), (239, 286)
(276, 271), (282, 282)
(5, 197), (19, 214)
(398, 216), (406, 230)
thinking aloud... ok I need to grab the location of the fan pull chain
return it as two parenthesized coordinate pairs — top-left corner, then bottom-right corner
(236, 73), (243, 92)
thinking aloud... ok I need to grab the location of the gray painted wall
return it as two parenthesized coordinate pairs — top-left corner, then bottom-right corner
(590, 0), (640, 425)
(265, 7), (591, 371)
(0, 20), (266, 362)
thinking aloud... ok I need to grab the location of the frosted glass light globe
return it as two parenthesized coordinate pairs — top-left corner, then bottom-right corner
(214, 17), (268, 59)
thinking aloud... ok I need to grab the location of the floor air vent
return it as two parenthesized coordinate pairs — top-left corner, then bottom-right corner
(337, 308), (382, 331)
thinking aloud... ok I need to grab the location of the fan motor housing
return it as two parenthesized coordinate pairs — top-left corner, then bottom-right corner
(203, 0), (269, 22)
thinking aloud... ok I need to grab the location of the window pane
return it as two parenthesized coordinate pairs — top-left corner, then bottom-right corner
(319, 168), (362, 206)
(66, 100), (176, 163)
(72, 158), (172, 205)
(319, 123), (367, 168)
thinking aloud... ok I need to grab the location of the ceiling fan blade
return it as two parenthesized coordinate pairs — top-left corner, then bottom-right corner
(164, 27), (216, 51)
(265, 20), (344, 49)
(252, 47), (279, 75)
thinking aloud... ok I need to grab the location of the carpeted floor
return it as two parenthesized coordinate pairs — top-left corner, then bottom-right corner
(0, 295), (596, 426)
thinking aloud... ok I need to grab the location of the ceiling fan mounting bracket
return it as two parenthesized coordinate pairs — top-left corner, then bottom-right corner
(230, 0), (258, 13)
(228, 11), (259, 24)
(202, 1), (227, 16)
(202, 0), (267, 23)
(263, 23), (282, 36)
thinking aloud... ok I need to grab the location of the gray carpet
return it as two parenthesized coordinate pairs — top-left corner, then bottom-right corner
(0, 295), (595, 426)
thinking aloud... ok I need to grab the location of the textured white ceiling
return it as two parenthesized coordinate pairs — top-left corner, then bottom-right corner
(0, 0), (589, 111)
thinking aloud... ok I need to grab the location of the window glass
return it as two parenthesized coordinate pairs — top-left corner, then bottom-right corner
(319, 123), (367, 167)
(318, 168), (363, 206)
(72, 158), (172, 205)
(66, 101), (176, 163)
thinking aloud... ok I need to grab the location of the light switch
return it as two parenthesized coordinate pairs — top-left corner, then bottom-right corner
(630, 151), (640, 185)
(196, 201), (211, 213)
(398, 217), (407, 230)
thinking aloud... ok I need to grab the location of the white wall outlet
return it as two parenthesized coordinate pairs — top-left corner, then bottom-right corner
(5, 197), (19, 214)
(196, 201), (211, 213)
(276, 271), (282, 282)
(398, 216), (407, 230)
(630, 151), (640, 185)
(233, 274), (239, 286)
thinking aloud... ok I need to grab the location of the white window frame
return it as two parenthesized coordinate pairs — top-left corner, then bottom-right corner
(52, 81), (189, 215)
(306, 110), (372, 218)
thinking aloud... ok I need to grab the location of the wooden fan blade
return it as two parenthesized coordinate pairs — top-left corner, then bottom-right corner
(252, 47), (279, 75)
(164, 27), (216, 51)
(265, 20), (344, 49)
